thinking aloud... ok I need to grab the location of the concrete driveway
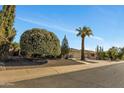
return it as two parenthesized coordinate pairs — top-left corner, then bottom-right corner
(0, 61), (124, 88)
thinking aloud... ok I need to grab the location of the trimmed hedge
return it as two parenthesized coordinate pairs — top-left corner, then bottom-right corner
(20, 28), (61, 58)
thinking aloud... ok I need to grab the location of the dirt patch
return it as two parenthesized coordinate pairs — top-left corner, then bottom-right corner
(1, 58), (82, 70)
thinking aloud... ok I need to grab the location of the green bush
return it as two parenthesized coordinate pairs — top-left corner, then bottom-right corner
(20, 28), (61, 58)
(107, 47), (119, 61)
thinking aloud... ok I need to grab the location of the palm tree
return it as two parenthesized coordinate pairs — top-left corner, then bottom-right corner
(76, 26), (93, 60)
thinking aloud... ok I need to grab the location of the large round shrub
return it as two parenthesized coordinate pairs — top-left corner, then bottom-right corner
(20, 28), (61, 58)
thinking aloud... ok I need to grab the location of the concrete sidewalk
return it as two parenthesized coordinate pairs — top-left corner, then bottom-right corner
(0, 61), (123, 85)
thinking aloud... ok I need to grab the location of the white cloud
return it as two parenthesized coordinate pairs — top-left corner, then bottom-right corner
(17, 17), (104, 44)
(17, 17), (75, 34)
(17, 17), (51, 28)
(90, 36), (104, 42)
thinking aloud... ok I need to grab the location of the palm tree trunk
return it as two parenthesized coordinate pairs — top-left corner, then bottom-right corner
(81, 37), (85, 61)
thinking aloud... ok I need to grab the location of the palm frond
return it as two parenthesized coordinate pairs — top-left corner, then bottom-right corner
(85, 27), (93, 37)
(76, 32), (81, 36)
(75, 27), (83, 37)
(76, 26), (93, 37)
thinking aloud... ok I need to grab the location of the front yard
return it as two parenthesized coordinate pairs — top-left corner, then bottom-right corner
(0, 58), (83, 71)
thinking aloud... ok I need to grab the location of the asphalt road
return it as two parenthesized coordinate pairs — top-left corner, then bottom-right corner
(2, 62), (124, 88)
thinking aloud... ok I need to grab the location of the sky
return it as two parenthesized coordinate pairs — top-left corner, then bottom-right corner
(1, 5), (124, 51)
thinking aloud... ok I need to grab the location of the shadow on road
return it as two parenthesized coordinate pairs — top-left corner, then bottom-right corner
(9, 62), (124, 88)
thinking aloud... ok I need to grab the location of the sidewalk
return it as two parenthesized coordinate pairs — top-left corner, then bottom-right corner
(0, 60), (123, 85)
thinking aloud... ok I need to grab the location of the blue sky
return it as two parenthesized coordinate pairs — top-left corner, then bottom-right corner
(1, 5), (124, 51)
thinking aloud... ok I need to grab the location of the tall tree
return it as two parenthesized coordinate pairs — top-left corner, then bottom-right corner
(96, 45), (100, 59)
(76, 26), (93, 60)
(0, 10), (2, 25)
(96, 45), (106, 60)
(0, 5), (16, 60)
(61, 35), (70, 57)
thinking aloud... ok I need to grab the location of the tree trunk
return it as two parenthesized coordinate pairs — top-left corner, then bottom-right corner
(81, 37), (85, 61)
(0, 43), (10, 61)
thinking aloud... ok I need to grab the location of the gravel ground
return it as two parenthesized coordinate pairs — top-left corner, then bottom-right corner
(2, 59), (83, 70)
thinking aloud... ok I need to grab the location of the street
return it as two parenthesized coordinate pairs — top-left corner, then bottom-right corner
(2, 62), (124, 88)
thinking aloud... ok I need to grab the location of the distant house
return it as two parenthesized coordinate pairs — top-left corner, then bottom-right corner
(69, 48), (97, 59)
